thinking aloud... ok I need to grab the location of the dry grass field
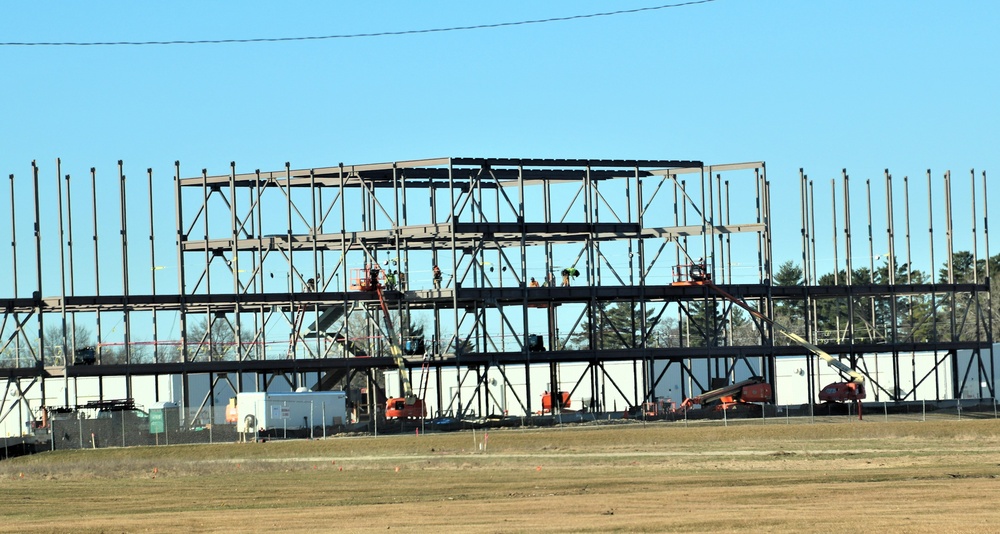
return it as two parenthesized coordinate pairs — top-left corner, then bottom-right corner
(2, 418), (1000, 533)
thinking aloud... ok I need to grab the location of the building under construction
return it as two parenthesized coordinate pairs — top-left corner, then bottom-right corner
(0, 157), (993, 433)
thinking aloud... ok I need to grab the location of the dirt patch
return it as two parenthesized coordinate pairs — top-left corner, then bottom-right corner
(2, 419), (1000, 532)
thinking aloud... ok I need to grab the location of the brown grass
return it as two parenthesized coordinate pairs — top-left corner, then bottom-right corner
(2, 419), (999, 533)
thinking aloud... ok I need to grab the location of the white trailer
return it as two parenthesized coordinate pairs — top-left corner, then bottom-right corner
(235, 390), (348, 433)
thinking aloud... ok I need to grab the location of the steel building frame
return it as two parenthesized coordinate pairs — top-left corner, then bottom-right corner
(0, 157), (992, 426)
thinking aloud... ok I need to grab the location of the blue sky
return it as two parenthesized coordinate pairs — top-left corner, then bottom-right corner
(0, 1), (996, 291)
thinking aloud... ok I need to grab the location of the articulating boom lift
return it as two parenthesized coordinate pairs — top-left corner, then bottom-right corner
(675, 263), (866, 408)
(355, 265), (426, 419)
(679, 377), (773, 411)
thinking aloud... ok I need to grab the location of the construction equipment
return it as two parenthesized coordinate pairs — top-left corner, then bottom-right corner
(624, 397), (676, 419)
(674, 262), (866, 405)
(679, 377), (772, 410)
(540, 391), (571, 414)
(355, 264), (426, 419)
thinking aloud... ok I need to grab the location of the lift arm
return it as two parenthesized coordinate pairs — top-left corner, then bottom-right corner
(700, 281), (865, 385)
(374, 283), (415, 402)
(682, 377), (766, 408)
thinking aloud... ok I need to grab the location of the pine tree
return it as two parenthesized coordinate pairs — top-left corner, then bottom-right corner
(570, 302), (655, 350)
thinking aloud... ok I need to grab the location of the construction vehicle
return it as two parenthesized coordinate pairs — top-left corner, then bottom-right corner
(679, 377), (772, 411)
(674, 262), (866, 406)
(352, 264), (427, 419)
(540, 391), (571, 414)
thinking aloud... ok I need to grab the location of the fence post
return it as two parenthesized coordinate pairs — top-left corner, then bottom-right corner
(884, 402), (888, 422)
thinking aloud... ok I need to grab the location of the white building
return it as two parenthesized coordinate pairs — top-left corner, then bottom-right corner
(385, 360), (644, 417)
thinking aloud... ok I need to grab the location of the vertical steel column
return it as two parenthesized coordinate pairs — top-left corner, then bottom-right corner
(337, 164), (350, 395)
(147, 169), (159, 365)
(31, 161), (47, 418)
(91, 168), (103, 364)
(706, 166), (714, 277)
(57, 160), (69, 405)
(798, 169), (814, 402)
(118, 163), (132, 396)
(799, 169), (809, 284)
(31, 162), (43, 372)
(201, 167), (212, 362)
(308, 168), (318, 361)
(865, 179), (876, 344)
(231, 163), (243, 363)
(174, 162), (190, 418)
(762, 164), (772, 283)
(146, 167), (162, 401)
(982, 171), (992, 347)
(970, 169), (985, 396)
(8, 173), (19, 366)
(447, 160), (461, 416)
(715, 173), (724, 284)
(926, 170), (941, 398)
(518, 165), (528, 338)
(634, 166), (650, 405)
(808, 179), (817, 339)
(760, 168), (775, 387)
(904, 176), (917, 397)
(724, 179), (732, 284)
(283, 163), (294, 374)
(401, 165), (410, 289)
(254, 169), (264, 363)
(65, 171), (78, 366)
(944, 171), (956, 342)
(886, 170), (900, 398)
(981, 170), (994, 400)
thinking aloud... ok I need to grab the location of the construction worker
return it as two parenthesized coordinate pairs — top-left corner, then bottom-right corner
(689, 258), (710, 282)
(529, 277), (539, 287)
(369, 263), (380, 289)
(432, 265), (442, 289)
(385, 270), (397, 291)
(304, 278), (316, 292)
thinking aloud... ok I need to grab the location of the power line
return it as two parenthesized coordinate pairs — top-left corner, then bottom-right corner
(0, 1), (716, 47)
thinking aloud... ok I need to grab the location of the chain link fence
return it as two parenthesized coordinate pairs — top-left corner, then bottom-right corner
(27, 398), (1000, 452)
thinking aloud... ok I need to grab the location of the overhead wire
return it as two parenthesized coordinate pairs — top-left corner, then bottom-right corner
(0, 0), (717, 47)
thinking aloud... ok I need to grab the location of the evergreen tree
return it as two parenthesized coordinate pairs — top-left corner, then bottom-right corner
(682, 299), (728, 348)
(570, 301), (656, 350)
(772, 261), (806, 344)
(936, 251), (1000, 342)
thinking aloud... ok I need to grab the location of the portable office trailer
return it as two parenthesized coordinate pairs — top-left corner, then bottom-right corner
(235, 390), (348, 433)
